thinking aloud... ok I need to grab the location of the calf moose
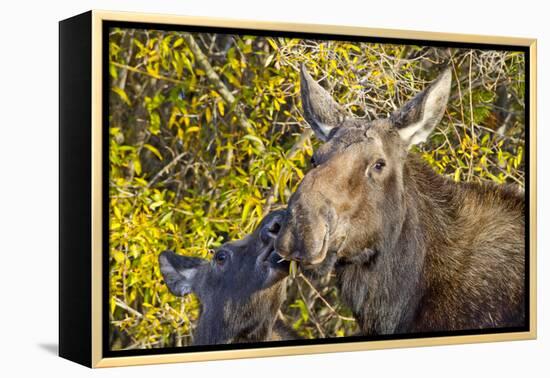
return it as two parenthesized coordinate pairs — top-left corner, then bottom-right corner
(275, 65), (525, 335)
(159, 210), (296, 345)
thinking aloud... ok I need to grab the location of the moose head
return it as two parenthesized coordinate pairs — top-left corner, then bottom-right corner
(275, 65), (452, 268)
(159, 210), (289, 345)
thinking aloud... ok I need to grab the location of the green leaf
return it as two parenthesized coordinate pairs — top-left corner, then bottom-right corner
(149, 111), (161, 135)
(241, 135), (265, 149)
(150, 200), (165, 210)
(291, 300), (309, 322)
(109, 64), (118, 79)
(289, 261), (298, 278)
(159, 211), (173, 226)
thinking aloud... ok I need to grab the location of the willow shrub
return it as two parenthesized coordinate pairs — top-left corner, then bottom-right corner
(108, 28), (525, 349)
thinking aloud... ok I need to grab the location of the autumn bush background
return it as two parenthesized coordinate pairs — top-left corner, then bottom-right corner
(108, 27), (525, 349)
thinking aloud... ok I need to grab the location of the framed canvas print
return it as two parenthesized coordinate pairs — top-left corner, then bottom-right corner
(59, 10), (537, 368)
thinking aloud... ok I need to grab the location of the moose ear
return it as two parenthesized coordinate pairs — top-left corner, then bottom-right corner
(300, 64), (348, 142)
(159, 251), (206, 296)
(392, 67), (452, 147)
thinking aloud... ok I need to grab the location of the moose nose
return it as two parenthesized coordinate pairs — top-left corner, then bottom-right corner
(274, 234), (303, 262)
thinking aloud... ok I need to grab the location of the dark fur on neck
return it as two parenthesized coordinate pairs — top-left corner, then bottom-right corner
(337, 154), (525, 334)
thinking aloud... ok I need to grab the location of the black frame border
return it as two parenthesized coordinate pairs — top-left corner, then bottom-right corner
(59, 11), (93, 367)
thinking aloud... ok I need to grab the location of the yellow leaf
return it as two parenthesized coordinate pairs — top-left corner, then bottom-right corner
(187, 126), (200, 133)
(144, 144), (163, 160)
(111, 87), (131, 106)
(241, 200), (252, 224)
(133, 157), (142, 175)
(113, 206), (122, 220)
(113, 251), (125, 264)
(146, 64), (159, 77)
(454, 168), (461, 182)
(109, 64), (118, 79)
(150, 200), (165, 210)
(110, 297), (116, 315)
(217, 101), (225, 116)
(267, 38), (278, 50)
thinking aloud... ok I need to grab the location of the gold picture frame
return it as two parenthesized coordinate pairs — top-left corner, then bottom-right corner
(59, 10), (537, 368)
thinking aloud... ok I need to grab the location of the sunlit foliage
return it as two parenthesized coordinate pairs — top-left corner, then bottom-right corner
(108, 28), (525, 349)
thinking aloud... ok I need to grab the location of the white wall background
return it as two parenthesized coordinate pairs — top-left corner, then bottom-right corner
(0, 0), (547, 376)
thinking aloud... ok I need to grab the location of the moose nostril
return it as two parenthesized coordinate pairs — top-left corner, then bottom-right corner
(261, 213), (285, 243)
(268, 220), (281, 235)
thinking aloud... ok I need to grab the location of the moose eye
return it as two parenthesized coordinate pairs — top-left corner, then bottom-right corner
(214, 250), (228, 265)
(373, 159), (386, 172)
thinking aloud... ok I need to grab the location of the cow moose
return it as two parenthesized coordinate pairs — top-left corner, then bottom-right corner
(159, 210), (297, 345)
(275, 65), (525, 335)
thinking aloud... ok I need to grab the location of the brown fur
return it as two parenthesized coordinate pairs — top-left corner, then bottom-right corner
(336, 155), (524, 334)
(275, 66), (526, 335)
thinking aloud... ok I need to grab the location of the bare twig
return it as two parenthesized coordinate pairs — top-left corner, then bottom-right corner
(114, 297), (143, 318)
(295, 279), (326, 337)
(110, 61), (186, 86)
(298, 273), (355, 322)
(182, 34), (263, 151)
(146, 152), (187, 188)
(117, 30), (135, 90)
